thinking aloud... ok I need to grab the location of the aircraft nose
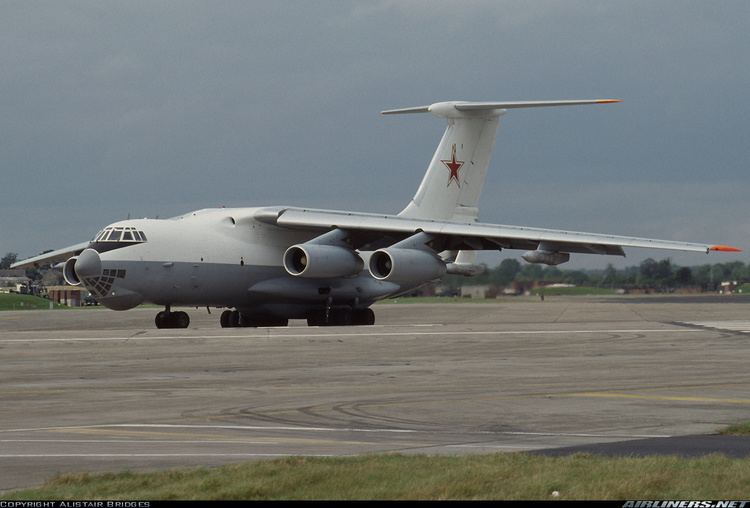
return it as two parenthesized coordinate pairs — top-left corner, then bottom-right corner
(74, 248), (102, 279)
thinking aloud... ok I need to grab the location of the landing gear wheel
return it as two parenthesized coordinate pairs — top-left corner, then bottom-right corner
(352, 308), (375, 326)
(155, 310), (190, 329)
(220, 310), (232, 328)
(256, 317), (289, 327)
(306, 310), (325, 327)
(174, 311), (190, 328)
(330, 309), (352, 326)
(230, 310), (241, 327)
(306, 309), (355, 327)
(155, 311), (167, 328)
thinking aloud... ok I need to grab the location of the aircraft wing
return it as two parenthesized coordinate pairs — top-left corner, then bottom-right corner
(256, 207), (739, 256)
(11, 241), (90, 270)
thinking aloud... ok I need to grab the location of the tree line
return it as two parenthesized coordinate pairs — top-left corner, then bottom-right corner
(443, 258), (749, 291)
(3, 250), (747, 292)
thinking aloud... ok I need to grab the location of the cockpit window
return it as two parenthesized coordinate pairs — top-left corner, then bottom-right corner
(92, 226), (148, 244)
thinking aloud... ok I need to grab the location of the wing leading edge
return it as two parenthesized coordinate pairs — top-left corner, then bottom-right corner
(257, 207), (740, 256)
(10, 241), (90, 270)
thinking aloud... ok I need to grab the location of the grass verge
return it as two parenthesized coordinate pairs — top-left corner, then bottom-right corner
(0, 293), (66, 311)
(720, 422), (750, 436)
(4, 453), (750, 500)
(532, 286), (617, 296)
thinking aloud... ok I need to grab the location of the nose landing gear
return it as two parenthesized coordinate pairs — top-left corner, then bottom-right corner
(155, 308), (190, 329)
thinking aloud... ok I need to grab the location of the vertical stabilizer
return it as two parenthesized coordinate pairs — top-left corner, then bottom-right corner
(382, 99), (620, 222)
(394, 103), (500, 222)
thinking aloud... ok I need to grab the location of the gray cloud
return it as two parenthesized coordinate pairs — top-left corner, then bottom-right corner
(2, 0), (748, 268)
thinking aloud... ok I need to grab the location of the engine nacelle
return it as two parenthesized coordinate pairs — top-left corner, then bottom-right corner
(62, 256), (81, 286)
(521, 250), (570, 266)
(369, 248), (446, 284)
(283, 244), (363, 278)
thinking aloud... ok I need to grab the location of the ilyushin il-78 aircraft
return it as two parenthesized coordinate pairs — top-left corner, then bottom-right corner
(13, 99), (740, 329)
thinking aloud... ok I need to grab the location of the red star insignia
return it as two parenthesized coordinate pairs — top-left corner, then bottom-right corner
(441, 143), (464, 188)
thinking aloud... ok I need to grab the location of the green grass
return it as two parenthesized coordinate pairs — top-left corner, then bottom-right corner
(532, 286), (617, 296)
(720, 422), (750, 436)
(0, 293), (66, 310)
(4, 453), (750, 500)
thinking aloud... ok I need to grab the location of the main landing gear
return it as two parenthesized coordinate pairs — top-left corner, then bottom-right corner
(307, 308), (375, 327)
(155, 307), (190, 329)
(219, 309), (289, 328)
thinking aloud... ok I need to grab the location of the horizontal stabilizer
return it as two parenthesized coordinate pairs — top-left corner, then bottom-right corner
(382, 99), (620, 116)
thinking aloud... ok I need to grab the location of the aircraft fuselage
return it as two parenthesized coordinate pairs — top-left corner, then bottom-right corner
(79, 207), (399, 319)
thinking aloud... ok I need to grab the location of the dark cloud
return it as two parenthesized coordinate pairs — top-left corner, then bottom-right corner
(2, 1), (748, 268)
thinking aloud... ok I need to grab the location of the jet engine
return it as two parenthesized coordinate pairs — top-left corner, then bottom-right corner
(62, 256), (81, 285)
(521, 250), (570, 266)
(283, 244), (363, 278)
(369, 248), (446, 284)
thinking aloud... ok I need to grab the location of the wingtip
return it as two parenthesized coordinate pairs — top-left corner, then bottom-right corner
(597, 99), (622, 104)
(709, 245), (743, 253)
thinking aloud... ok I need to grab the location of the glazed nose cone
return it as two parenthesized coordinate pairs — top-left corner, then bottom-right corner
(75, 248), (102, 279)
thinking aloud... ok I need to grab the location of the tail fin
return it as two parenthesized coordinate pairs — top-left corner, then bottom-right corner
(385, 100), (620, 221)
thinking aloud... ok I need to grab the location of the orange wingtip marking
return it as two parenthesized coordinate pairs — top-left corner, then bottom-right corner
(709, 245), (743, 252)
(597, 99), (622, 104)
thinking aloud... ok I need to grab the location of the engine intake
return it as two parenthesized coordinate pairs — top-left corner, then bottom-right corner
(62, 256), (81, 285)
(283, 244), (363, 278)
(369, 248), (446, 284)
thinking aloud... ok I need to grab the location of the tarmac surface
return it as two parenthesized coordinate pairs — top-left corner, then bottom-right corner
(2, 295), (750, 492)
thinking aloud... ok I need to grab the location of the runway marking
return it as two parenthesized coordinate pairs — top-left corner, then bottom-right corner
(445, 444), (547, 450)
(0, 423), (419, 435)
(0, 328), (701, 343)
(0, 423), (670, 439)
(562, 391), (750, 405)
(55, 427), (371, 447)
(499, 431), (670, 438)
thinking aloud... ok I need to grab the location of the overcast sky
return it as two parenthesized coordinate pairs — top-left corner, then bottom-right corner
(2, 0), (749, 269)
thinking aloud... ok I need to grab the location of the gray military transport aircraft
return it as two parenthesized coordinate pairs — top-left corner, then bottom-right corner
(12, 99), (740, 328)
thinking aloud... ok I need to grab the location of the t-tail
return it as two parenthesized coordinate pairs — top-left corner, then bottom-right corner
(383, 99), (621, 222)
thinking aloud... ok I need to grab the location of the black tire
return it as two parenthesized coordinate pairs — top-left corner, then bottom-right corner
(329, 309), (352, 326)
(175, 311), (190, 329)
(260, 317), (289, 327)
(306, 310), (326, 327)
(230, 310), (241, 327)
(220, 310), (232, 328)
(352, 308), (375, 326)
(155, 311), (167, 329)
